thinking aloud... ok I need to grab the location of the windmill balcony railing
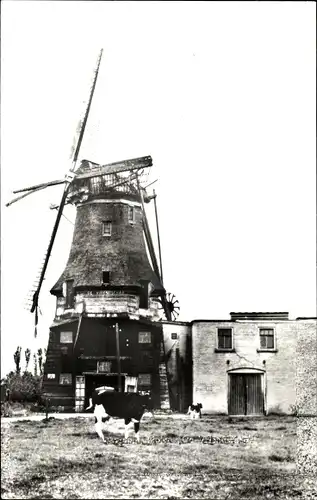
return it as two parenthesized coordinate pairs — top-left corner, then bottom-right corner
(88, 174), (138, 195)
(81, 293), (139, 315)
(76, 357), (136, 374)
(56, 292), (140, 317)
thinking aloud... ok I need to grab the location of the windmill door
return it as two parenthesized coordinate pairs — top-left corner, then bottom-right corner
(75, 376), (85, 412)
(228, 374), (264, 415)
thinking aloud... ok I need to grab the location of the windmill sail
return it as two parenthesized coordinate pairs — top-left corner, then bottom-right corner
(30, 49), (104, 318)
(71, 49), (103, 165)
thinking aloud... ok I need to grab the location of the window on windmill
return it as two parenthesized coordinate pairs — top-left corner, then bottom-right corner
(102, 271), (110, 284)
(139, 280), (150, 309)
(59, 373), (72, 385)
(102, 221), (112, 237)
(60, 331), (73, 344)
(65, 279), (74, 309)
(171, 332), (178, 340)
(259, 328), (275, 349)
(128, 206), (135, 223)
(47, 373), (55, 380)
(139, 290), (149, 309)
(138, 373), (151, 387)
(97, 361), (111, 373)
(138, 331), (151, 344)
(217, 328), (233, 350)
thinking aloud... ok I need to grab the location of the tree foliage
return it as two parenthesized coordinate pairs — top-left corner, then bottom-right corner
(3, 371), (43, 403)
(25, 348), (31, 372)
(37, 348), (43, 375)
(33, 353), (38, 376)
(13, 346), (22, 374)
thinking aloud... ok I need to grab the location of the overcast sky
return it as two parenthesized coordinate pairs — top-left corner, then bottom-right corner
(1, 1), (316, 377)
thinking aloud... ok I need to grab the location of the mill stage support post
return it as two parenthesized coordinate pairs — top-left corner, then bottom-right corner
(115, 322), (122, 392)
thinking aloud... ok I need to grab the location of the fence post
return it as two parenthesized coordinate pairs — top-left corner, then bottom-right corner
(45, 398), (49, 420)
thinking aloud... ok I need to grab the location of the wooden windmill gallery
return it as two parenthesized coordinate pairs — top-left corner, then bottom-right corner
(6, 50), (190, 412)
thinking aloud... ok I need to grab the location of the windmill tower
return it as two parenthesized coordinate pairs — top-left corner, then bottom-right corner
(6, 50), (180, 411)
(46, 157), (173, 410)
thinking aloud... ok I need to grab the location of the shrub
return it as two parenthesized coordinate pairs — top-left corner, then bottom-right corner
(3, 371), (43, 403)
(1, 402), (13, 417)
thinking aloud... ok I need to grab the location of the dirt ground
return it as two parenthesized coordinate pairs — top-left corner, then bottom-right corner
(1, 414), (316, 499)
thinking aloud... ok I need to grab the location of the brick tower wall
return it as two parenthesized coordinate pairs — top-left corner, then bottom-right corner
(51, 200), (162, 293)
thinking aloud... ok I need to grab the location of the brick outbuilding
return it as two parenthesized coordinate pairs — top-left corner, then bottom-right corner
(190, 312), (316, 415)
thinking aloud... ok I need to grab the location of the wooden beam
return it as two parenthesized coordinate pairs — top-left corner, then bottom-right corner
(12, 179), (65, 195)
(79, 355), (131, 360)
(153, 190), (164, 285)
(72, 49), (103, 163)
(11, 157), (151, 198)
(73, 313), (84, 350)
(75, 156), (152, 180)
(31, 184), (71, 313)
(6, 184), (54, 207)
(137, 175), (161, 279)
(30, 49), (103, 313)
(136, 174), (172, 321)
(115, 323), (122, 392)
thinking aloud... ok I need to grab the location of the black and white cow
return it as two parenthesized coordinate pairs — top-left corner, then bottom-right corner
(187, 403), (202, 419)
(86, 387), (153, 442)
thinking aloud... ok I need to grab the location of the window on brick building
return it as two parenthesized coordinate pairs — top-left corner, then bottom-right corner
(102, 221), (112, 236)
(59, 373), (72, 385)
(138, 332), (151, 344)
(259, 328), (275, 349)
(217, 328), (233, 349)
(128, 206), (135, 223)
(47, 373), (55, 380)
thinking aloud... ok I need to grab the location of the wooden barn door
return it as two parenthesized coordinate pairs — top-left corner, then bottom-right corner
(245, 374), (263, 415)
(228, 375), (245, 415)
(229, 374), (263, 415)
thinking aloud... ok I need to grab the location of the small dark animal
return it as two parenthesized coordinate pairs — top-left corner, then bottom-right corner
(86, 387), (153, 442)
(187, 403), (203, 419)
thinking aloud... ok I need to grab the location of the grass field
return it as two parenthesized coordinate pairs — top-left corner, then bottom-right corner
(1, 414), (316, 499)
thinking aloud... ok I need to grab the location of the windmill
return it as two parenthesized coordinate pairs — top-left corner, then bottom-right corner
(6, 49), (179, 410)
(6, 49), (179, 328)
